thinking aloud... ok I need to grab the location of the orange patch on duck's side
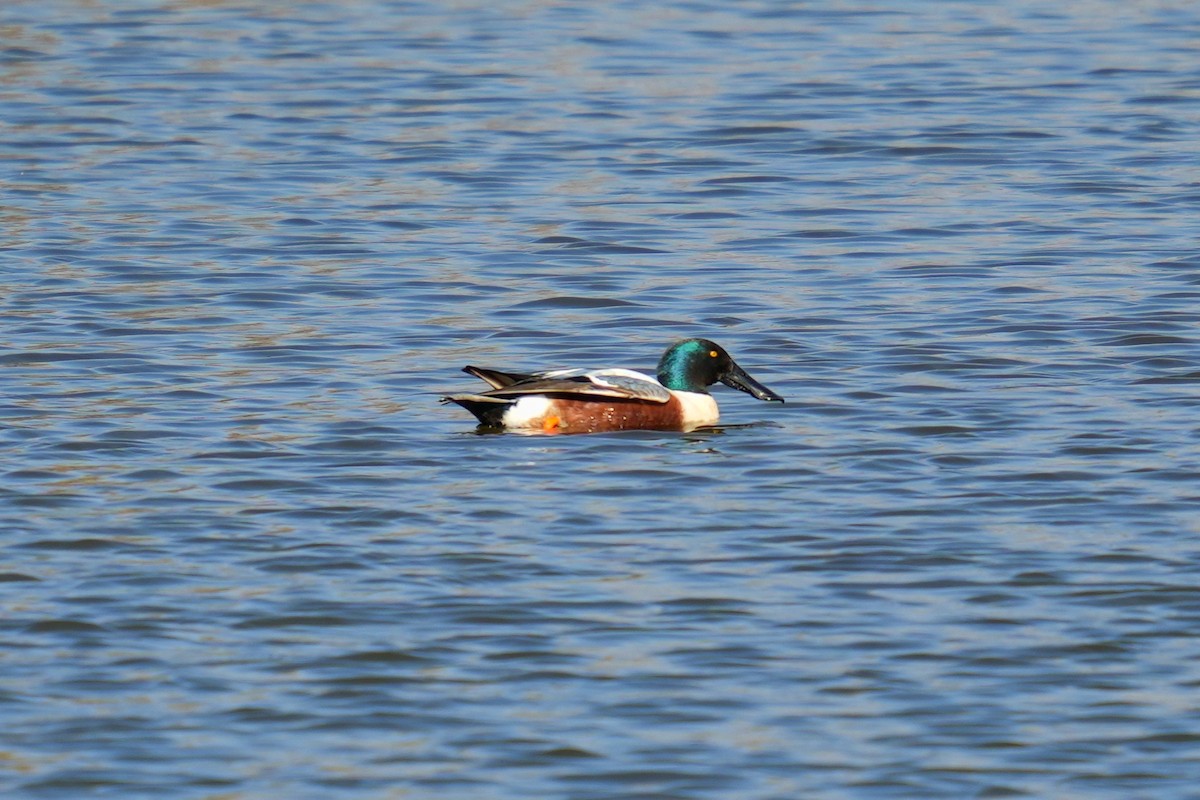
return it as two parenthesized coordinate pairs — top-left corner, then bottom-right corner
(542, 414), (562, 433)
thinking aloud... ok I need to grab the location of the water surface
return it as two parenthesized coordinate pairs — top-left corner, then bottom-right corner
(3, 1), (1200, 798)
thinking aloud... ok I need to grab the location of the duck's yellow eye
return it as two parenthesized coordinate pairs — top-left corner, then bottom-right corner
(709, 350), (718, 358)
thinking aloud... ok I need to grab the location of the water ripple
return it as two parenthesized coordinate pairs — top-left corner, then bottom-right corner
(3, 1), (1200, 798)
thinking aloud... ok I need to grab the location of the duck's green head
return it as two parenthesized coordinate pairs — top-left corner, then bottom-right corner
(656, 338), (784, 402)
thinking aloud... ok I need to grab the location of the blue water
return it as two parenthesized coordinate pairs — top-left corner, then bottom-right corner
(3, 1), (1200, 798)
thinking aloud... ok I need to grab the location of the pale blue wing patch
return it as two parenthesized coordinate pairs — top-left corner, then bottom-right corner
(481, 367), (670, 402)
(585, 369), (671, 403)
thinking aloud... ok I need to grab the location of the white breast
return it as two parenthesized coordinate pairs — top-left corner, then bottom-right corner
(673, 390), (719, 428)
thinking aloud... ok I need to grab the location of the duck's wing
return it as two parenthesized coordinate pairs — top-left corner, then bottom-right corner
(582, 369), (672, 402)
(462, 365), (535, 389)
(475, 367), (671, 403)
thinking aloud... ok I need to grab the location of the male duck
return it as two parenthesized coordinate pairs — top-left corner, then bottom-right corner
(442, 338), (783, 433)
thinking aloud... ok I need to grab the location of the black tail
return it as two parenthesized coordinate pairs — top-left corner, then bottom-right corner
(441, 393), (513, 427)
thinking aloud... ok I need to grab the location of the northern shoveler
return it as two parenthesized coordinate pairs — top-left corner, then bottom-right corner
(441, 338), (784, 433)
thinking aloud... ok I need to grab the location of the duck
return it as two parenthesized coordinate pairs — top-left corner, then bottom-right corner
(441, 338), (783, 433)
